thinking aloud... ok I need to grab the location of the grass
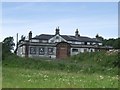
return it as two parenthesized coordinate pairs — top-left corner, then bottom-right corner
(0, 61), (2, 89)
(2, 51), (119, 88)
(3, 67), (118, 88)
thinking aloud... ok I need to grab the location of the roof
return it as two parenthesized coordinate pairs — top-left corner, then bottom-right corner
(32, 34), (102, 43)
(61, 35), (79, 41)
(71, 36), (94, 42)
(92, 38), (102, 43)
(61, 35), (102, 43)
(32, 34), (54, 40)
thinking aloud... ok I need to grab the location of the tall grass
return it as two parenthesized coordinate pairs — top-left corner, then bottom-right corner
(2, 52), (119, 88)
(2, 51), (118, 75)
(70, 51), (119, 67)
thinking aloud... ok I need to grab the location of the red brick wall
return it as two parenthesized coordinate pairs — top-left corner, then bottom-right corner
(56, 42), (70, 59)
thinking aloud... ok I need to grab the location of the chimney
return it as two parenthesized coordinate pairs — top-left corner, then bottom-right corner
(75, 29), (80, 37)
(29, 31), (32, 40)
(55, 27), (60, 35)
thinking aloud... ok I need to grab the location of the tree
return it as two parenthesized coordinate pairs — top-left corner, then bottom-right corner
(2, 37), (15, 53)
(113, 38), (120, 49)
(2, 37), (15, 60)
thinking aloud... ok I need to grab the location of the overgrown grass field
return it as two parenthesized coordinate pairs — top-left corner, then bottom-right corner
(2, 51), (119, 88)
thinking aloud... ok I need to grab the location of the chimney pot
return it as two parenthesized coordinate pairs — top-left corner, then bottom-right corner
(55, 27), (60, 35)
(29, 31), (32, 40)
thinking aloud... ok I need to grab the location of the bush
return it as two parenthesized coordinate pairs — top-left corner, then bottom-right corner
(70, 51), (119, 68)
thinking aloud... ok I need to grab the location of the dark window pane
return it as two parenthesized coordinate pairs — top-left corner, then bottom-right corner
(30, 47), (36, 54)
(72, 48), (78, 52)
(56, 36), (59, 39)
(85, 42), (87, 45)
(48, 48), (54, 55)
(39, 47), (45, 55)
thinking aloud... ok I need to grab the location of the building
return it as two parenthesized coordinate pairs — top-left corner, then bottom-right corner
(17, 27), (103, 59)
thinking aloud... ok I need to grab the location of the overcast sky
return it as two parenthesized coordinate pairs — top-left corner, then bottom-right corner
(1, 2), (118, 43)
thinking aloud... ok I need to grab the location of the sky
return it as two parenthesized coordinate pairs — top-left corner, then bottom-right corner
(1, 2), (118, 44)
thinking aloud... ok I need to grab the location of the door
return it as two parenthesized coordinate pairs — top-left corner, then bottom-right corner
(56, 42), (70, 59)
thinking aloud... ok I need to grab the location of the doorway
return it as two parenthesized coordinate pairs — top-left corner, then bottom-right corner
(56, 42), (71, 59)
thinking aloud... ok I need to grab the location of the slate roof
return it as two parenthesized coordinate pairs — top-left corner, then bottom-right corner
(61, 35), (79, 41)
(71, 36), (93, 42)
(32, 34), (54, 40)
(32, 34), (102, 43)
(92, 38), (102, 43)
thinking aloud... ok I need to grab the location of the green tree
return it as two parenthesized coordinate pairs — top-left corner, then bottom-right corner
(2, 37), (15, 60)
(113, 38), (120, 49)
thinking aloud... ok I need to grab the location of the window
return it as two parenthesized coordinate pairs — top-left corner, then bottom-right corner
(30, 47), (36, 54)
(48, 48), (54, 55)
(56, 36), (59, 39)
(31, 39), (39, 42)
(84, 42), (87, 45)
(39, 47), (45, 55)
(84, 49), (87, 52)
(91, 49), (93, 52)
(87, 42), (90, 45)
(42, 40), (47, 43)
(72, 48), (78, 52)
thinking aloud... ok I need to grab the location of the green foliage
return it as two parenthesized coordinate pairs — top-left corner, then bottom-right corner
(2, 37), (15, 52)
(3, 67), (119, 88)
(2, 37), (15, 60)
(95, 34), (120, 49)
(70, 51), (119, 68)
(103, 38), (120, 49)
(3, 51), (118, 75)
(2, 53), (119, 88)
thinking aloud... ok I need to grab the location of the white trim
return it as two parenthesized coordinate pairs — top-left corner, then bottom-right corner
(48, 35), (67, 43)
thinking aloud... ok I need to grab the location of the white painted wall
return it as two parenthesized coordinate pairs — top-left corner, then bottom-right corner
(67, 41), (83, 45)
(28, 46), (56, 59)
(30, 39), (39, 42)
(48, 35), (66, 43)
(17, 46), (25, 57)
(98, 43), (102, 45)
(70, 47), (95, 56)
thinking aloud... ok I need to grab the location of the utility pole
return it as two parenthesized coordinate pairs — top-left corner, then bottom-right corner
(14, 33), (18, 54)
(16, 33), (18, 48)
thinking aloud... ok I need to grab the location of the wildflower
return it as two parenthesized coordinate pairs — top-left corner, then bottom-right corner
(79, 80), (82, 82)
(111, 82), (114, 85)
(108, 76), (111, 78)
(44, 78), (48, 81)
(27, 75), (31, 78)
(99, 75), (104, 79)
(109, 79), (112, 81)
(89, 80), (92, 83)
(28, 79), (31, 82)
(112, 76), (118, 80)
(59, 78), (61, 81)
(72, 76), (74, 79)
(44, 75), (48, 78)
(68, 82), (70, 85)
(74, 82), (76, 85)
(107, 68), (112, 71)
